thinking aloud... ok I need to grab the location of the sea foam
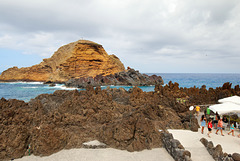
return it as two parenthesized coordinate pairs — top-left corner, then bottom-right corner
(45, 84), (79, 90)
(8, 81), (44, 85)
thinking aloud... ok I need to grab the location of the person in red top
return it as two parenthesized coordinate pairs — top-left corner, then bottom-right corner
(207, 119), (213, 137)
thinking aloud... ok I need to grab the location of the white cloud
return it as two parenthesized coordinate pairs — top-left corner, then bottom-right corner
(0, 0), (240, 73)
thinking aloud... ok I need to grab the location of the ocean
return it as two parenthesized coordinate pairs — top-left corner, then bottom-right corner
(0, 73), (240, 102)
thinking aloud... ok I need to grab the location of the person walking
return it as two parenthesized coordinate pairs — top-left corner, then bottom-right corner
(200, 115), (207, 134)
(206, 107), (211, 120)
(195, 106), (200, 117)
(213, 112), (220, 129)
(216, 118), (224, 136)
(207, 119), (213, 137)
(228, 122), (235, 136)
(222, 116), (228, 129)
(222, 116), (228, 124)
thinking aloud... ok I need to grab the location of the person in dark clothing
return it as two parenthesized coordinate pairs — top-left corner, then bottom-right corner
(213, 112), (220, 128)
(222, 116), (228, 123)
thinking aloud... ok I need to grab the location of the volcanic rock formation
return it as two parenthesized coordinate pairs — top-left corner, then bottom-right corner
(1, 82), (240, 160)
(65, 67), (164, 88)
(0, 40), (125, 82)
(0, 85), (191, 160)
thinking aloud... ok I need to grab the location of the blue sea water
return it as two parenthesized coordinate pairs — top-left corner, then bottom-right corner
(0, 73), (240, 102)
(154, 73), (240, 88)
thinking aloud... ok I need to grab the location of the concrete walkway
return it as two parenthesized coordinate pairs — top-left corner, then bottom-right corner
(15, 148), (174, 161)
(169, 112), (214, 161)
(169, 112), (240, 161)
(169, 129), (214, 161)
(197, 112), (240, 154)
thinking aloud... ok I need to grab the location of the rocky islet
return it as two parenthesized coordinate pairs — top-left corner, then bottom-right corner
(0, 40), (125, 82)
(0, 40), (164, 87)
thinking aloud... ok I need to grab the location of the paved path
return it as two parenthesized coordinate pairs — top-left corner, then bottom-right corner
(170, 112), (214, 161)
(169, 112), (240, 161)
(169, 129), (214, 161)
(196, 112), (240, 154)
(15, 148), (174, 161)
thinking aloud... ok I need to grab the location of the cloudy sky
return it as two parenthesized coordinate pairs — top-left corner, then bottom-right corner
(0, 0), (240, 73)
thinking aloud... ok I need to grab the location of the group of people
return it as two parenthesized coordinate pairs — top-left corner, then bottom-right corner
(200, 113), (240, 138)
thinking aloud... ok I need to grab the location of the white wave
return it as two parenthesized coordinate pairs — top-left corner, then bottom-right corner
(22, 87), (38, 89)
(100, 85), (117, 87)
(8, 81), (44, 85)
(45, 84), (78, 90)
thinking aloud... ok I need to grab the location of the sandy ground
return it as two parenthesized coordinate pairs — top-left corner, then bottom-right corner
(14, 148), (174, 161)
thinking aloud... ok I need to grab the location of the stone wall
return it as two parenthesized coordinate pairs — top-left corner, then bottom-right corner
(161, 132), (192, 161)
(200, 138), (240, 161)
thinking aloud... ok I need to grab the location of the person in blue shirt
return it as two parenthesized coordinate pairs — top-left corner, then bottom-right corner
(227, 122), (235, 136)
(200, 115), (207, 134)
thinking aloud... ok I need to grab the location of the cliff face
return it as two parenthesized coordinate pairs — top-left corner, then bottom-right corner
(0, 40), (125, 82)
